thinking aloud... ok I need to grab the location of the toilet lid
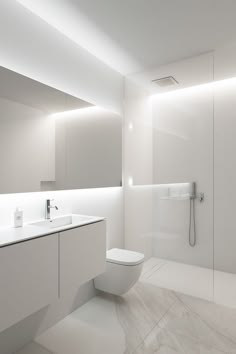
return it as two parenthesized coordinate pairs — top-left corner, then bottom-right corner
(106, 248), (144, 266)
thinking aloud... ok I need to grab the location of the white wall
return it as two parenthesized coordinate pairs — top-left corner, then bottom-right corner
(151, 76), (214, 269)
(124, 47), (236, 308)
(124, 54), (214, 267)
(0, 1), (124, 353)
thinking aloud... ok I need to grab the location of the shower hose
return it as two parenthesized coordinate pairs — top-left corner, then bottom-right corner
(189, 197), (196, 247)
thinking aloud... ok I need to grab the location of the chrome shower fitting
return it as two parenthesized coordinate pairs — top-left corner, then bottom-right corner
(188, 183), (204, 247)
(197, 192), (205, 202)
(189, 197), (196, 247)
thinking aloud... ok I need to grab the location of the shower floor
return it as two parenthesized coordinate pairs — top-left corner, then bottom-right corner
(141, 258), (213, 301)
(142, 257), (236, 308)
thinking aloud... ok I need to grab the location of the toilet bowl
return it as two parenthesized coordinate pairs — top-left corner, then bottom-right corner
(94, 248), (144, 295)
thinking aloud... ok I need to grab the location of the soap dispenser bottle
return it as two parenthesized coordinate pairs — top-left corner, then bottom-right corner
(14, 207), (23, 228)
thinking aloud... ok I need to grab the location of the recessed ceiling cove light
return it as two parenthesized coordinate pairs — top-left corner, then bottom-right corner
(49, 106), (104, 118)
(151, 76), (236, 100)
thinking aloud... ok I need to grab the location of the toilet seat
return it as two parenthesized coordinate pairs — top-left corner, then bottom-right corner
(106, 248), (144, 266)
(95, 248), (144, 295)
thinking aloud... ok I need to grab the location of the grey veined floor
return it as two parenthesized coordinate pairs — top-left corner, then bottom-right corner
(17, 259), (236, 354)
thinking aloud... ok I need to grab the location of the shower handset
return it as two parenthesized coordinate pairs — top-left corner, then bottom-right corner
(189, 182), (196, 199)
(188, 182), (204, 247)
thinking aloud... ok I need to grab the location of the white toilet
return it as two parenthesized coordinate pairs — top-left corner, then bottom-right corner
(94, 248), (144, 295)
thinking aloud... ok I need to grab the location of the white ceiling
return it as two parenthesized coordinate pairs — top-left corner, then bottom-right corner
(17, 0), (236, 75)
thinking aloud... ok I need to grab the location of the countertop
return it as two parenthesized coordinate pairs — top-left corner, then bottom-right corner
(0, 214), (104, 248)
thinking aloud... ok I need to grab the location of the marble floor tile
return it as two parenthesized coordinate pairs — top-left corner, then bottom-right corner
(113, 281), (177, 352)
(134, 326), (227, 354)
(35, 296), (126, 354)
(214, 270), (236, 309)
(16, 342), (53, 354)
(177, 292), (236, 349)
(158, 297), (236, 353)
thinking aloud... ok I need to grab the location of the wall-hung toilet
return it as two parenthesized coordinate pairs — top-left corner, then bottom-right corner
(94, 248), (144, 295)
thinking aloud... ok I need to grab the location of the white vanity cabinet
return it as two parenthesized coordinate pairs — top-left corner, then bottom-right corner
(0, 234), (58, 332)
(0, 217), (106, 333)
(60, 220), (106, 296)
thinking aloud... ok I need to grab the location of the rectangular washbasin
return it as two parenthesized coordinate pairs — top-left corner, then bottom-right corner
(30, 214), (98, 229)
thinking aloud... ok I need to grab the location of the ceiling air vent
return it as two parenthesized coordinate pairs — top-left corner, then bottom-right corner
(152, 76), (179, 87)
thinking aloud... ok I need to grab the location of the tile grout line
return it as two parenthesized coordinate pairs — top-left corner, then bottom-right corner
(134, 289), (231, 354)
(135, 325), (229, 354)
(131, 295), (179, 353)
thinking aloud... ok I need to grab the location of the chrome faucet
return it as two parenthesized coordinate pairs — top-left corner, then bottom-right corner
(45, 199), (58, 220)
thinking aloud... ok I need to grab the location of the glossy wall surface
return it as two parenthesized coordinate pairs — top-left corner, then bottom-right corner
(213, 43), (236, 307)
(152, 81), (214, 269)
(125, 49), (236, 308)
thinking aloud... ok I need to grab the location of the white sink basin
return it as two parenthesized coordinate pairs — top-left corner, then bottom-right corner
(30, 214), (98, 229)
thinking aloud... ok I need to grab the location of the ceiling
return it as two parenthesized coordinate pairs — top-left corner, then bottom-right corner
(0, 65), (92, 113)
(17, 0), (236, 75)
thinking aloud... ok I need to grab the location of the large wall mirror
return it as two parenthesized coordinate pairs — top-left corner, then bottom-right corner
(0, 66), (122, 193)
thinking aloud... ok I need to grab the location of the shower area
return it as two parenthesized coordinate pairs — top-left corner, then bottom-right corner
(124, 51), (236, 308)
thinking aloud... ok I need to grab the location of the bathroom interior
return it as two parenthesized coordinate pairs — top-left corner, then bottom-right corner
(1, 1), (236, 353)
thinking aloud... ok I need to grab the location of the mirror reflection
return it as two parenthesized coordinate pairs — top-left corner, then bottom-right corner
(0, 66), (122, 193)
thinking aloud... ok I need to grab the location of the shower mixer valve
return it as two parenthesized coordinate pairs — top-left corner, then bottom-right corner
(197, 192), (205, 202)
(190, 182), (204, 202)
